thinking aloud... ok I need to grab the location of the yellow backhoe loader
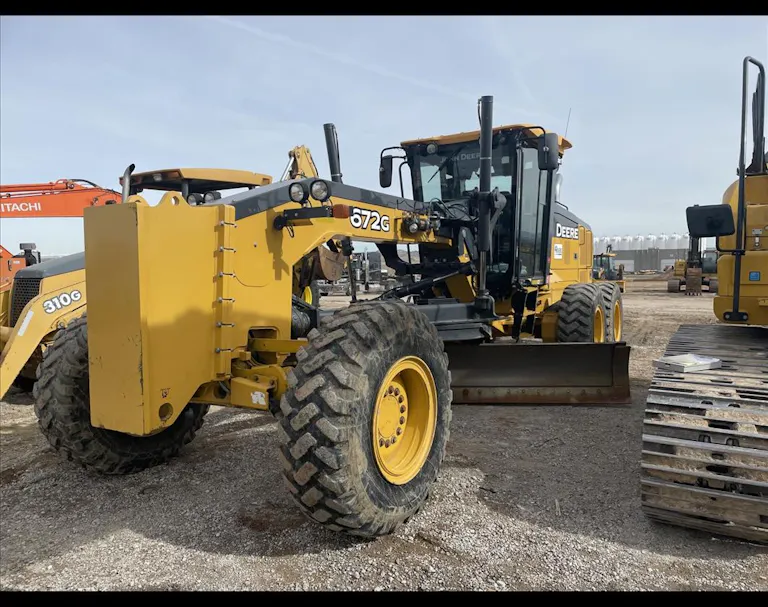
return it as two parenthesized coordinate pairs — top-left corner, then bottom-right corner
(641, 56), (768, 544)
(31, 96), (631, 537)
(0, 152), (344, 398)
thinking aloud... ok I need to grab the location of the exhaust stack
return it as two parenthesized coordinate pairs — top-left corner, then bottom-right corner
(476, 95), (494, 302)
(323, 123), (343, 184)
(323, 122), (357, 300)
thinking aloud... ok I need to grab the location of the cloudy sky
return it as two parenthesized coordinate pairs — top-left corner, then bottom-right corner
(1, 15), (767, 255)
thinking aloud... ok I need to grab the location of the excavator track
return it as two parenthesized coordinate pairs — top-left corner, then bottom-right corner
(641, 324), (768, 544)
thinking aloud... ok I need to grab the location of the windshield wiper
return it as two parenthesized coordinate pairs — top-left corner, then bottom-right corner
(427, 144), (468, 183)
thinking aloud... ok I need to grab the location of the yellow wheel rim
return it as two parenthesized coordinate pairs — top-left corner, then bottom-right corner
(302, 286), (313, 305)
(372, 356), (437, 485)
(593, 305), (605, 343)
(613, 300), (622, 342)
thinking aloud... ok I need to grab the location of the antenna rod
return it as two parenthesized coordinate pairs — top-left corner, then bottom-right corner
(564, 107), (572, 140)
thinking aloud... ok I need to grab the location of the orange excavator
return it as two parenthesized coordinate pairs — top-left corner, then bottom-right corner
(0, 179), (120, 287)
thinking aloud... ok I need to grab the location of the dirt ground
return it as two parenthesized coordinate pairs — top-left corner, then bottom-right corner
(1, 278), (766, 591)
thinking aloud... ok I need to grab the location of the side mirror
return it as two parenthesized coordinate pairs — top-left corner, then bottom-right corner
(379, 155), (393, 188)
(686, 204), (735, 238)
(537, 132), (560, 171)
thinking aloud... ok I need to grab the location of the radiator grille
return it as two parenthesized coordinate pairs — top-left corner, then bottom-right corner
(10, 277), (42, 326)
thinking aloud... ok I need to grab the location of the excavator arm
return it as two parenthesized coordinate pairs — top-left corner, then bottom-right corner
(0, 179), (120, 218)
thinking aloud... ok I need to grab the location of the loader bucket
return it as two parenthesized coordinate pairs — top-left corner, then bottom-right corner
(444, 341), (631, 405)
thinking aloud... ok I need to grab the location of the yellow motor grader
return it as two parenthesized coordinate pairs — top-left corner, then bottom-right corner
(31, 96), (630, 537)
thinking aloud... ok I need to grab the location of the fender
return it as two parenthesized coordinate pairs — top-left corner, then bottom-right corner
(0, 280), (87, 398)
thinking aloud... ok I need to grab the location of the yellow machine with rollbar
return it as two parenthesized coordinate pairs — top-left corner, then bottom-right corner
(641, 56), (768, 545)
(32, 95), (630, 537)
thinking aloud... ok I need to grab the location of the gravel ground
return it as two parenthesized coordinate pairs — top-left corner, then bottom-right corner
(1, 278), (766, 591)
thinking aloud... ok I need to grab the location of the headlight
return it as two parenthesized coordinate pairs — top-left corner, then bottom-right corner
(204, 191), (222, 203)
(289, 182), (306, 203)
(426, 142), (438, 155)
(188, 193), (204, 205)
(310, 180), (330, 202)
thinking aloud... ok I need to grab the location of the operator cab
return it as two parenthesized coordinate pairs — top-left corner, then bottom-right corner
(379, 124), (572, 298)
(701, 249), (718, 274)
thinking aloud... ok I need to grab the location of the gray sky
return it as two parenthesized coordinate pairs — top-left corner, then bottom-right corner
(1, 15), (767, 255)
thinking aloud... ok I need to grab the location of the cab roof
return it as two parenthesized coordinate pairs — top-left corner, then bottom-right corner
(400, 123), (572, 155)
(122, 168), (273, 193)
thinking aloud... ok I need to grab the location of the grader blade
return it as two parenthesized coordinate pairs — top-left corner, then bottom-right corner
(444, 341), (631, 405)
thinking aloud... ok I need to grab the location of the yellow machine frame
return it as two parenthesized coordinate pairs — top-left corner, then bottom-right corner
(0, 155), (337, 399)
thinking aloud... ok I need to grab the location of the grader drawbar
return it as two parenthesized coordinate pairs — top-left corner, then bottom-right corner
(33, 94), (630, 538)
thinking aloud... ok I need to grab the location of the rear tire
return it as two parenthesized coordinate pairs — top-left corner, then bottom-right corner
(557, 283), (606, 343)
(33, 314), (209, 475)
(667, 278), (681, 293)
(275, 301), (452, 537)
(597, 282), (623, 343)
(708, 278), (719, 294)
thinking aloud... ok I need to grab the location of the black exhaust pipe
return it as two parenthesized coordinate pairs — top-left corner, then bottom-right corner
(323, 122), (357, 301)
(323, 123), (343, 183)
(476, 95), (494, 300)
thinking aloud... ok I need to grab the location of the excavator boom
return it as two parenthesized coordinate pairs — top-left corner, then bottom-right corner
(0, 179), (120, 218)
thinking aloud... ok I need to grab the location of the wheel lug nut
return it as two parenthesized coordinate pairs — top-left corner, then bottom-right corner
(399, 416), (405, 424)
(379, 438), (385, 447)
(391, 436), (397, 444)
(394, 388), (400, 396)
(385, 439), (391, 448)
(388, 386), (394, 395)
(398, 396), (404, 403)
(400, 405), (406, 413)
(396, 427), (402, 435)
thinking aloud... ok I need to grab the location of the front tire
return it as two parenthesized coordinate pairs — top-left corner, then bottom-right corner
(557, 283), (606, 343)
(275, 301), (452, 537)
(33, 314), (209, 475)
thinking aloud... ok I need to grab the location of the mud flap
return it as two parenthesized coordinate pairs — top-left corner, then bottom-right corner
(444, 341), (632, 405)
